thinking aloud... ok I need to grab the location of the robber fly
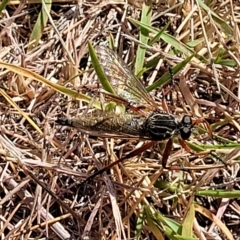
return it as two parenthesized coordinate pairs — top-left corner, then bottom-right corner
(57, 45), (203, 170)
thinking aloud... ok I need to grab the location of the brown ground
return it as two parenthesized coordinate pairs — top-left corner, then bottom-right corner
(0, 1), (240, 240)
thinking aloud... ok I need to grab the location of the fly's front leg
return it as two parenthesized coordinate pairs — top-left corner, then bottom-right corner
(178, 138), (227, 168)
(161, 138), (190, 171)
(161, 138), (173, 169)
(192, 118), (213, 139)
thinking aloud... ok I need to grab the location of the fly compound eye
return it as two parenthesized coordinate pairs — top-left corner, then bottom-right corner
(182, 115), (192, 125)
(180, 115), (193, 140)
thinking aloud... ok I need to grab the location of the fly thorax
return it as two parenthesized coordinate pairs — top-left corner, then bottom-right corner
(145, 113), (177, 141)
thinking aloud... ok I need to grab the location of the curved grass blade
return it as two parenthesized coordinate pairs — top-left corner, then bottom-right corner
(28, 0), (52, 51)
(148, 23), (169, 46)
(144, 205), (197, 240)
(0, 88), (43, 135)
(182, 203), (194, 237)
(0, 0), (8, 14)
(135, 209), (145, 240)
(144, 206), (165, 240)
(196, 189), (240, 198)
(0, 61), (101, 110)
(147, 54), (194, 92)
(88, 42), (115, 94)
(195, 204), (234, 240)
(129, 18), (195, 57)
(108, 34), (115, 51)
(196, 0), (232, 37)
(135, 1), (152, 75)
(92, 44), (157, 109)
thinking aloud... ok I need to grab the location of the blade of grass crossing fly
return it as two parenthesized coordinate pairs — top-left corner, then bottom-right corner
(88, 42), (115, 95)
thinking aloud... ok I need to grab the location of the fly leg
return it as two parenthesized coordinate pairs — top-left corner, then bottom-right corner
(77, 141), (156, 188)
(191, 119), (226, 164)
(192, 118), (213, 139)
(161, 138), (189, 171)
(166, 137), (226, 169)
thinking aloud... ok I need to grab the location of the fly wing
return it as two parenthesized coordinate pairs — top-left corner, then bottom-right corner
(95, 46), (158, 111)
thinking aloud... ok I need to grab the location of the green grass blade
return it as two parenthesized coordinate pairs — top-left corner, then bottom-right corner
(148, 23), (169, 46)
(0, 0), (8, 14)
(135, 209), (145, 240)
(0, 88), (42, 135)
(135, 1), (152, 75)
(88, 42), (115, 94)
(196, 189), (240, 198)
(0, 61), (101, 109)
(28, 0), (52, 51)
(182, 203), (194, 237)
(129, 18), (195, 57)
(144, 205), (197, 240)
(196, 0), (233, 37)
(146, 54), (194, 92)
(108, 34), (115, 51)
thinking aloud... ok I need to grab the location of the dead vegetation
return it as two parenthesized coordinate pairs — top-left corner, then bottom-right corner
(0, 1), (240, 240)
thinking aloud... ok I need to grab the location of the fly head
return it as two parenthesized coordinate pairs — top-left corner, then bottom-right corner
(180, 115), (193, 140)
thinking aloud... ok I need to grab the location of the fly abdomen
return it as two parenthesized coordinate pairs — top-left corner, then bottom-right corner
(56, 112), (149, 139)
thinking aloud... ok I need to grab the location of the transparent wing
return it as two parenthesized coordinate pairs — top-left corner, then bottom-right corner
(95, 46), (158, 111)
